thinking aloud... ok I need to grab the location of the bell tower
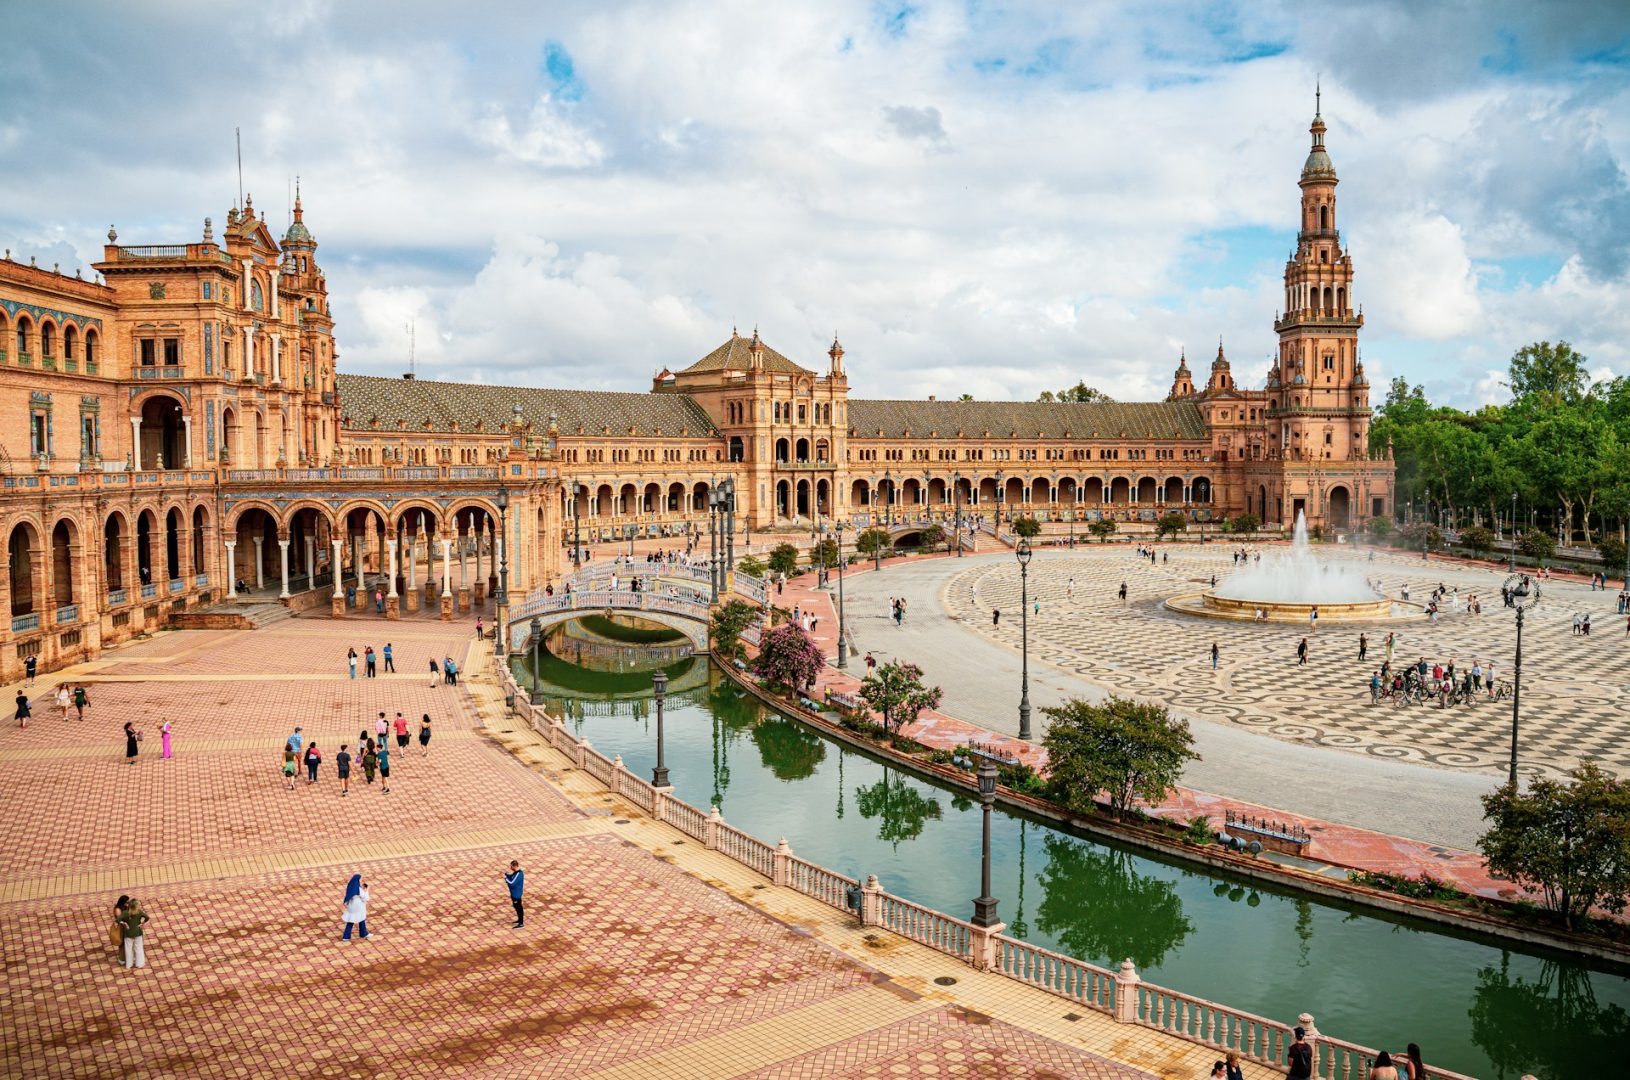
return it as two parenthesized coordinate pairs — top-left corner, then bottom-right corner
(1272, 88), (1368, 462)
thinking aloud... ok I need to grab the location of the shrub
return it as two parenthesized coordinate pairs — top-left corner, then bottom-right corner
(1155, 512), (1188, 540)
(1367, 515), (1394, 541)
(1041, 696), (1199, 819)
(1012, 516), (1041, 539)
(750, 622), (824, 693)
(1087, 519), (1117, 543)
(856, 527), (892, 557)
(1598, 534), (1626, 575)
(1458, 525), (1496, 559)
(1184, 815), (1213, 846)
(810, 537), (840, 568)
(1399, 521), (1444, 552)
(1517, 530), (1555, 561)
(768, 542), (801, 578)
(997, 762), (1047, 796)
(709, 599), (759, 662)
(735, 554), (767, 579)
(1224, 513), (1260, 535)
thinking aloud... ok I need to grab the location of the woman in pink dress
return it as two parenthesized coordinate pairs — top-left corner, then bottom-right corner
(160, 719), (173, 759)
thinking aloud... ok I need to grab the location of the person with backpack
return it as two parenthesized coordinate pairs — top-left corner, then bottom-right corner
(304, 743), (322, 784)
(1286, 1026), (1313, 1080)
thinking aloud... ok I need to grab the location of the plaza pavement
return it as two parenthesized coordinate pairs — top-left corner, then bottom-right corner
(0, 607), (1270, 1079)
(817, 542), (1629, 852)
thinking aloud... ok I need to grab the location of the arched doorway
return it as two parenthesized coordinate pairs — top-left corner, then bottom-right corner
(136, 510), (157, 587)
(165, 507), (183, 583)
(104, 512), (128, 592)
(795, 478), (810, 518)
(776, 479), (791, 518)
(137, 397), (186, 470)
(7, 523), (39, 618)
(1136, 477), (1158, 504)
(1192, 477), (1212, 504)
(221, 406), (237, 463)
(51, 519), (76, 607)
(1109, 478), (1130, 504)
(1328, 486), (1351, 529)
(192, 506), (208, 577)
(233, 508), (279, 593)
(1163, 477), (1184, 503)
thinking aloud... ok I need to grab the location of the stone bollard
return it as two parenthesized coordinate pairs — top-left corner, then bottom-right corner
(705, 806), (722, 850)
(1113, 959), (1141, 1023)
(576, 738), (591, 771)
(862, 874), (884, 927)
(773, 837), (792, 887)
(1297, 1012), (1320, 1064)
(611, 755), (625, 796)
(969, 921), (1005, 972)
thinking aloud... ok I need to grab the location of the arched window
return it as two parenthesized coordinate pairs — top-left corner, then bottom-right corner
(84, 330), (97, 366)
(1318, 205), (1328, 230)
(1336, 287), (1345, 313)
(250, 278), (264, 311)
(16, 315), (31, 357)
(41, 322), (55, 358)
(63, 324), (78, 359)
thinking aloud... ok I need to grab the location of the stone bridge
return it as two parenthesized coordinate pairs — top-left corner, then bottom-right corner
(505, 590), (713, 652)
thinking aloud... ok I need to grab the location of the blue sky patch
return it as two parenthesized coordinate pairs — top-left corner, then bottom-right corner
(542, 41), (583, 102)
(876, 2), (917, 40)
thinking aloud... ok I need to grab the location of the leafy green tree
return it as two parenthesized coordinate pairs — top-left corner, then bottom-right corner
(1459, 525), (1495, 559)
(1600, 534), (1627, 579)
(809, 537), (839, 569)
(1087, 519), (1117, 543)
(1399, 521), (1443, 552)
(709, 599), (759, 662)
(855, 527), (891, 556)
(1519, 530), (1556, 561)
(857, 660), (942, 733)
(1012, 516), (1041, 538)
(1224, 513), (1259, 534)
(1041, 697), (1199, 819)
(1155, 512), (1187, 539)
(916, 523), (944, 551)
(735, 554), (767, 579)
(768, 542), (801, 578)
(750, 621), (824, 694)
(1038, 382), (1114, 403)
(1508, 340), (1591, 410)
(1366, 515), (1393, 541)
(1479, 763), (1630, 929)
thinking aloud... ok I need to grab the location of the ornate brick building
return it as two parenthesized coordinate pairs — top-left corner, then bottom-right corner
(0, 103), (1390, 678)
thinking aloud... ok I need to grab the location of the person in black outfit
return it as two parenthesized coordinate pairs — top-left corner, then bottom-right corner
(1286, 1026), (1313, 1079)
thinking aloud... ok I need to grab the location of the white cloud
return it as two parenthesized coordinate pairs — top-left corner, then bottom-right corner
(1361, 212), (1482, 339)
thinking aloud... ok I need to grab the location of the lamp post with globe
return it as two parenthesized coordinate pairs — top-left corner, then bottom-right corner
(1504, 573), (1541, 788)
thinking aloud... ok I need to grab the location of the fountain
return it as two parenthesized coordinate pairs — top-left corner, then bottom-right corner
(1166, 511), (1419, 623)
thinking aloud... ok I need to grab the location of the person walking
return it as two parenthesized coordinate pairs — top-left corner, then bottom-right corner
(1358, 633), (1368, 662)
(1118, 582), (1128, 603)
(304, 742), (322, 784)
(1384, 631), (1396, 664)
(475, 617), (484, 640)
(365, 646), (377, 678)
(336, 744), (353, 796)
(429, 657), (440, 687)
(377, 743), (391, 794)
(160, 719), (173, 760)
(505, 860), (525, 928)
(1296, 638), (1308, 666)
(118, 898), (150, 969)
(111, 895), (129, 962)
(73, 684), (89, 720)
(56, 684), (71, 720)
(418, 714), (433, 755)
(374, 588), (385, 614)
(1210, 642), (1219, 670)
(288, 726), (304, 759)
(992, 609), (1000, 628)
(24, 653), (37, 687)
(444, 657), (458, 686)
(382, 642), (395, 673)
(394, 712), (410, 750)
(340, 874), (371, 940)
(283, 741), (298, 789)
(14, 689), (30, 729)
(124, 721), (141, 764)
(348, 647), (358, 679)
(375, 712), (389, 747)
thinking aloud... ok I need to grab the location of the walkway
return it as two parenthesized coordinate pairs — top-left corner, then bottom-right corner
(0, 613), (1264, 1078)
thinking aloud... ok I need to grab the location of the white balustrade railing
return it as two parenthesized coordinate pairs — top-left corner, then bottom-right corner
(580, 747), (614, 785)
(1134, 984), (1288, 1066)
(875, 893), (973, 962)
(784, 856), (857, 913)
(996, 937), (1114, 1014)
(618, 771), (656, 814)
(715, 823), (776, 879)
(661, 798), (709, 841)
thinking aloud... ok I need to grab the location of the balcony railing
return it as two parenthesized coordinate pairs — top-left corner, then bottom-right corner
(194, 574), (209, 588)
(450, 466), (500, 479)
(140, 582), (158, 599)
(169, 578), (184, 594)
(117, 244), (187, 258)
(11, 612), (40, 633)
(55, 604), (79, 625)
(134, 365), (185, 380)
(107, 589), (128, 607)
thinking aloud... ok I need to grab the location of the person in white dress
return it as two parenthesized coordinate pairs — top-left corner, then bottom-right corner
(341, 874), (372, 940)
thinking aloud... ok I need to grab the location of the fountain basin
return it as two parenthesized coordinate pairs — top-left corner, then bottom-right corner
(1164, 591), (1424, 623)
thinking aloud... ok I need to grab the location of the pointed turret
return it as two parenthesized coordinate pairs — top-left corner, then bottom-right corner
(828, 333), (844, 375)
(1167, 349), (1194, 400)
(1206, 340), (1234, 393)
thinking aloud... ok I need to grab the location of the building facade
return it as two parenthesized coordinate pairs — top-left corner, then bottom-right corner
(0, 104), (1390, 679)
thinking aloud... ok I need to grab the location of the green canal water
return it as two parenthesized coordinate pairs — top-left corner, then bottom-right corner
(515, 643), (1630, 1080)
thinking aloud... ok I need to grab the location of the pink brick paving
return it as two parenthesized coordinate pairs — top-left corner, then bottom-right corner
(768, 560), (1536, 907)
(0, 614), (1196, 1078)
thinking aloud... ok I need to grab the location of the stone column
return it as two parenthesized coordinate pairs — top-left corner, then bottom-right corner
(270, 269), (280, 320)
(241, 259), (253, 311)
(330, 537), (345, 618)
(404, 524), (420, 613)
(352, 535), (364, 606)
(457, 517), (471, 614)
(130, 416), (142, 469)
(242, 326), (254, 381)
(304, 535), (315, 593)
(224, 541), (237, 597)
(182, 414), (193, 467)
(251, 534), (265, 589)
(385, 537), (400, 619)
(271, 335), (282, 385)
(278, 538), (291, 599)
(439, 538), (454, 620)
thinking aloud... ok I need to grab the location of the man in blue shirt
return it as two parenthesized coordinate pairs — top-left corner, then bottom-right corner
(505, 860), (525, 928)
(288, 726), (304, 756)
(382, 642), (395, 673)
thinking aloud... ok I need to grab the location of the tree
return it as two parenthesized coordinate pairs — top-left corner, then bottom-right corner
(1459, 525), (1495, 559)
(735, 554), (767, 579)
(855, 527), (891, 556)
(1038, 382), (1114, 403)
(857, 660), (942, 733)
(1087, 519), (1117, 543)
(1600, 534), (1627, 578)
(709, 599), (759, 662)
(768, 542), (801, 578)
(1478, 763), (1630, 929)
(750, 621), (824, 694)
(809, 537), (839, 568)
(1041, 696), (1199, 819)
(1155, 512), (1188, 540)
(1519, 531), (1556, 561)
(916, 524), (945, 551)
(1034, 835), (1192, 969)
(1508, 340), (1590, 410)
(1398, 521), (1443, 552)
(1366, 514), (1393, 541)
(1224, 513), (1259, 534)
(957, 393), (974, 401)
(1012, 516), (1041, 538)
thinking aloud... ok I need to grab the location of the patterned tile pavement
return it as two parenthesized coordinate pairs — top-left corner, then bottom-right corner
(0, 614), (1246, 1078)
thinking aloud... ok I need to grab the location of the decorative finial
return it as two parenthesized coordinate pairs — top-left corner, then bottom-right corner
(203, 216), (213, 242)
(1315, 77), (1321, 119)
(108, 225), (117, 243)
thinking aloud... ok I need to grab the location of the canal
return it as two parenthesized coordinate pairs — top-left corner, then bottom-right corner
(516, 644), (1630, 1080)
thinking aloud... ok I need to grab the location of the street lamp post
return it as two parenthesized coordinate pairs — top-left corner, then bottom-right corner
(835, 522), (848, 668)
(1509, 493), (1518, 573)
(971, 760), (1000, 928)
(1623, 497), (1630, 591)
(725, 478), (736, 572)
(708, 485), (720, 604)
(1505, 574), (1540, 788)
(530, 615), (542, 698)
(651, 669), (670, 788)
(1016, 537), (1033, 741)
(571, 482), (583, 570)
(494, 485), (509, 659)
(953, 471), (963, 557)
(995, 470), (1005, 527)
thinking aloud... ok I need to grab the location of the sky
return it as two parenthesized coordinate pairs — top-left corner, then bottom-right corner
(2, 0), (1628, 409)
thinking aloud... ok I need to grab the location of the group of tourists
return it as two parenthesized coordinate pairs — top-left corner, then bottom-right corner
(1369, 654), (1502, 706)
(13, 682), (92, 728)
(282, 713), (432, 793)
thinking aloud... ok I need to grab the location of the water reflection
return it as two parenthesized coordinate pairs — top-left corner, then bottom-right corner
(1470, 957), (1630, 1078)
(1034, 835), (1193, 970)
(751, 714), (826, 781)
(855, 767), (943, 848)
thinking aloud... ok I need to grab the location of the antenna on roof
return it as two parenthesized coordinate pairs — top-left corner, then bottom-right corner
(235, 127), (244, 211)
(406, 321), (416, 379)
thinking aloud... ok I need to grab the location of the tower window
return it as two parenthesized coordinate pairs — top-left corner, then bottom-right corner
(1319, 206), (1328, 230)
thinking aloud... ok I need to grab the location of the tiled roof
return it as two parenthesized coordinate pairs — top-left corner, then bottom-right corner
(847, 398), (1208, 440)
(678, 332), (812, 375)
(334, 374), (719, 437)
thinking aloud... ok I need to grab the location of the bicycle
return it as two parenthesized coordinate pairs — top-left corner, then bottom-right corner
(1490, 680), (1514, 702)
